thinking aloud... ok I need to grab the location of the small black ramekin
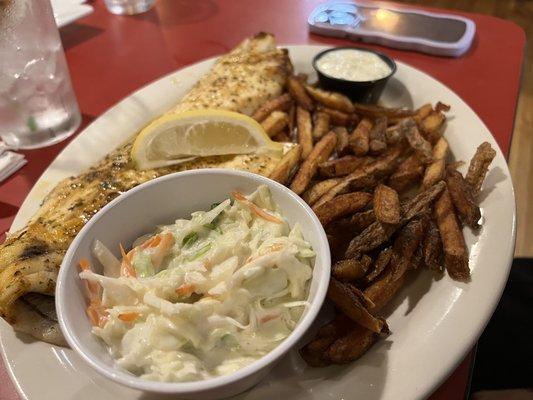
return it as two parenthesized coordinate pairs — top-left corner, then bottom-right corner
(312, 47), (397, 104)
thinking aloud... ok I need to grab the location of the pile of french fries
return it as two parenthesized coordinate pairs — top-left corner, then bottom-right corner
(258, 74), (497, 366)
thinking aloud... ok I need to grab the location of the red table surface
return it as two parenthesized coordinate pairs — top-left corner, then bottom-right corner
(0, 1), (525, 399)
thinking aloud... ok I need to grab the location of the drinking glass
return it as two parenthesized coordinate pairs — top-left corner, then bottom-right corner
(104, 0), (156, 15)
(0, 0), (81, 149)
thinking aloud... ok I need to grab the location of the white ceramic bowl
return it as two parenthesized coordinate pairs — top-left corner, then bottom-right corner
(56, 169), (330, 399)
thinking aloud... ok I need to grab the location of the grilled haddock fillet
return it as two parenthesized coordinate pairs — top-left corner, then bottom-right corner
(0, 32), (291, 345)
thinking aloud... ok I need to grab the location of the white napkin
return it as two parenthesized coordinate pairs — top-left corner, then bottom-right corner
(51, 0), (94, 28)
(0, 142), (27, 183)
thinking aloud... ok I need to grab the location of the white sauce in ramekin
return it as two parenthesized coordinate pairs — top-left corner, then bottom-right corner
(316, 49), (392, 82)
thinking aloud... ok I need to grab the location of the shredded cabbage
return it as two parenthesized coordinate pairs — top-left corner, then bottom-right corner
(81, 185), (314, 382)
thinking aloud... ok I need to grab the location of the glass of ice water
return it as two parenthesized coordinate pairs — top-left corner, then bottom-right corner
(0, 0), (81, 149)
(104, 0), (156, 15)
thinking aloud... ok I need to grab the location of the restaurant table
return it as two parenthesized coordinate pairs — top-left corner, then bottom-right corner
(0, 1), (525, 399)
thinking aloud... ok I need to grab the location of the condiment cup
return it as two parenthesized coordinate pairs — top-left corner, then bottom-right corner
(56, 169), (331, 399)
(313, 47), (397, 103)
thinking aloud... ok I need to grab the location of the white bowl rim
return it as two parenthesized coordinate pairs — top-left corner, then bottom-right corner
(56, 168), (331, 394)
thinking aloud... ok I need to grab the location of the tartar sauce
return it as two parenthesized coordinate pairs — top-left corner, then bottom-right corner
(79, 186), (315, 383)
(317, 49), (392, 82)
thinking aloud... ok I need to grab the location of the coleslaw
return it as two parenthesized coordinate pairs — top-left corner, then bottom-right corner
(78, 185), (315, 382)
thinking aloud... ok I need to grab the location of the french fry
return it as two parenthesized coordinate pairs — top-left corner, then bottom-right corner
(320, 107), (354, 126)
(312, 111), (331, 140)
(287, 76), (314, 110)
(302, 178), (340, 205)
(272, 130), (291, 142)
(373, 184), (400, 225)
(318, 155), (371, 178)
(327, 278), (387, 333)
(404, 118), (433, 163)
(252, 93), (292, 122)
(314, 145), (405, 208)
(305, 85), (355, 113)
(389, 217), (427, 281)
(348, 209), (376, 233)
(465, 142), (496, 195)
(325, 324), (379, 364)
(421, 158), (445, 189)
(364, 263), (407, 312)
(332, 255), (372, 281)
(369, 116), (388, 154)
(290, 131), (337, 194)
(334, 126), (350, 156)
(434, 188), (470, 280)
(446, 167), (481, 228)
(388, 154), (424, 193)
(296, 72), (309, 83)
(326, 210), (376, 242)
(268, 145), (302, 185)
(364, 247), (393, 284)
(401, 180), (446, 221)
(260, 110), (289, 137)
(423, 219), (443, 271)
(435, 101), (451, 112)
(420, 111), (445, 143)
(348, 118), (372, 156)
(287, 103), (296, 136)
(296, 106), (314, 159)
(413, 103), (433, 124)
(432, 137), (449, 160)
(313, 192), (372, 226)
(352, 102), (416, 119)
(300, 314), (354, 367)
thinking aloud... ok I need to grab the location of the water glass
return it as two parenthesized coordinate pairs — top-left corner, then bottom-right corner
(0, 0), (81, 149)
(104, 0), (156, 15)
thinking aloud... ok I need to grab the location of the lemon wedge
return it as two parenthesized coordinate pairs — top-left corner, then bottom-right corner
(131, 109), (284, 170)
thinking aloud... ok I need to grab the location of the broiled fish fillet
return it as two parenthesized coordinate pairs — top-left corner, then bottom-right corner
(0, 32), (291, 345)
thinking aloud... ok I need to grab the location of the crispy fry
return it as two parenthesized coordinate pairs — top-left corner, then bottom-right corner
(320, 107), (354, 126)
(435, 101), (451, 112)
(413, 103), (433, 124)
(334, 126), (350, 156)
(290, 131), (337, 194)
(369, 116), (388, 154)
(432, 137), (449, 160)
(401, 180), (446, 221)
(296, 72), (309, 83)
(389, 217), (427, 281)
(300, 314), (354, 367)
(364, 263), (407, 312)
(404, 118), (433, 163)
(260, 110), (289, 137)
(314, 192), (372, 226)
(312, 111), (331, 140)
(296, 106), (314, 159)
(420, 111), (445, 143)
(388, 154), (424, 193)
(352, 102), (415, 119)
(421, 158), (445, 189)
(465, 142), (496, 195)
(325, 324), (379, 364)
(423, 219), (443, 271)
(434, 188), (470, 280)
(332, 255), (372, 281)
(268, 145), (302, 185)
(348, 209), (376, 232)
(302, 178), (340, 205)
(315, 145), (405, 208)
(326, 210), (375, 241)
(252, 93), (292, 122)
(287, 76), (314, 110)
(364, 247), (393, 283)
(327, 278), (386, 333)
(348, 118), (372, 155)
(272, 130), (291, 142)
(287, 103), (296, 135)
(319, 155), (371, 177)
(373, 184), (400, 224)
(446, 167), (481, 228)
(305, 85), (355, 113)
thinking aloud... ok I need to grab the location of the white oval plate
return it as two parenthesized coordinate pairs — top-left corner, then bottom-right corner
(1, 45), (515, 400)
